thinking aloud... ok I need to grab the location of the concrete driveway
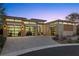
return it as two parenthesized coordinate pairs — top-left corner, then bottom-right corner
(1, 36), (58, 56)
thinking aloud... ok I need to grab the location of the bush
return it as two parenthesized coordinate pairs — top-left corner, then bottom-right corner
(26, 31), (32, 36)
(0, 36), (6, 49)
(75, 40), (79, 43)
(53, 36), (59, 40)
(67, 39), (72, 43)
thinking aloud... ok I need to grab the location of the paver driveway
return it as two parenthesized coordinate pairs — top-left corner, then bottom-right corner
(1, 36), (58, 56)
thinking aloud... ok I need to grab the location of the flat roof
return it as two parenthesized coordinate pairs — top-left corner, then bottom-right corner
(5, 16), (46, 22)
(47, 19), (79, 24)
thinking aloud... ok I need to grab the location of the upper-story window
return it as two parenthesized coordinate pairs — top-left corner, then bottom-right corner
(59, 22), (63, 24)
(50, 22), (57, 27)
(6, 19), (14, 22)
(24, 21), (36, 24)
(6, 19), (22, 22)
(30, 22), (36, 24)
(14, 19), (22, 22)
(38, 22), (44, 24)
(63, 22), (68, 24)
(24, 21), (29, 24)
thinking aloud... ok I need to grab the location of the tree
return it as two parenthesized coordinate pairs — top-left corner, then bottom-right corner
(66, 13), (79, 21)
(0, 3), (5, 16)
(0, 4), (5, 36)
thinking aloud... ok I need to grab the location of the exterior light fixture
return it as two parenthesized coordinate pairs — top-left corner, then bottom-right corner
(21, 25), (24, 31)
(3, 25), (7, 29)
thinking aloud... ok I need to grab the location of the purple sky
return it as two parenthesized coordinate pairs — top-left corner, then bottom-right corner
(4, 3), (79, 22)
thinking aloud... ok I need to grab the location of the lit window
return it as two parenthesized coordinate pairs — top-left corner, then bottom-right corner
(38, 22), (44, 23)
(68, 23), (72, 25)
(14, 19), (22, 22)
(30, 22), (36, 24)
(75, 23), (78, 25)
(54, 22), (58, 24)
(24, 21), (29, 24)
(6, 19), (14, 22)
(59, 22), (62, 24)
(63, 22), (68, 24)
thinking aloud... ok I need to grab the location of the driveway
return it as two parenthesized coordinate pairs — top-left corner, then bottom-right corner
(1, 36), (58, 56)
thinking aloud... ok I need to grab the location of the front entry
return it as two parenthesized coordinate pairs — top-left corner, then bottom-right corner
(77, 25), (79, 35)
(50, 27), (56, 36)
(25, 26), (36, 36)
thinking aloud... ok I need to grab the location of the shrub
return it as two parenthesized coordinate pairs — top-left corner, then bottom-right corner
(67, 39), (72, 43)
(26, 31), (32, 36)
(75, 40), (79, 43)
(0, 36), (6, 49)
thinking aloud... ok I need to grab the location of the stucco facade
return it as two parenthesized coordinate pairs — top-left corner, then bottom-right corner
(1, 16), (79, 37)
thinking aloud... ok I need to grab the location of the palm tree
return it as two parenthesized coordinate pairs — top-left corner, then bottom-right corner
(66, 13), (79, 21)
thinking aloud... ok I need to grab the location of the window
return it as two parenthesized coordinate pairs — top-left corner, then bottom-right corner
(63, 22), (68, 24)
(30, 22), (36, 24)
(59, 22), (62, 24)
(24, 21), (29, 24)
(38, 22), (44, 23)
(14, 19), (22, 22)
(64, 24), (73, 31)
(6, 19), (14, 22)
(8, 25), (21, 36)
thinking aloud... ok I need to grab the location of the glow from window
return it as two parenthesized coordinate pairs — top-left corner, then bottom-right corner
(6, 19), (14, 22)
(15, 19), (22, 22)
(59, 22), (62, 24)
(24, 21), (29, 24)
(38, 22), (44, 23)
(63, 22), (68, 24)
(30, 22), (36, 24)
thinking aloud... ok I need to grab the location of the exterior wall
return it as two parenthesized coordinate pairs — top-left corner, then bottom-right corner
(45, 24), (51, 36)
(50, 21), (78, 37)
(39, 23), (49, 35)
(21, 20), (25, 36)
(3, 16), (78, 37)
(3, 20), (8, 37)
(63, 24), (77, 36)
(43, 24), (51, 36)
(57, 22), (77, 37)
(57, 22), (63, 36)
(4, 17), (46, 37)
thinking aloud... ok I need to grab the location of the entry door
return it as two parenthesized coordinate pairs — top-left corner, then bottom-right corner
(25, 26), (36, 36)
(50, 27), (56, 36)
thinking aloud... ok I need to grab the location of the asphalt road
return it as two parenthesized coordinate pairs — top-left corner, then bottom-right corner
(19, 45), (79, 56)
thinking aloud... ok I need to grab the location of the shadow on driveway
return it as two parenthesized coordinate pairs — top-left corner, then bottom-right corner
(19, 45), (79, 56)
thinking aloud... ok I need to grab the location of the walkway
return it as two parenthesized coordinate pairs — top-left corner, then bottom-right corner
(1, 36), (58, 56)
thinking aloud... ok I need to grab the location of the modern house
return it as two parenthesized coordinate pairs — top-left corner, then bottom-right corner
(1, 15), (79, 37)
(3, 16), (46, 37)
(47, 20), (78, 37)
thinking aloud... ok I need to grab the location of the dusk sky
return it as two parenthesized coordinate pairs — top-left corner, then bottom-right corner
(4, 3), (79, 22)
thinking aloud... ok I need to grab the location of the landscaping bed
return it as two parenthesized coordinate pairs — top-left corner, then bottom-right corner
(0, 36), (6, 54)
(52, 36), (79, 44)
(55, 39), (79, 44)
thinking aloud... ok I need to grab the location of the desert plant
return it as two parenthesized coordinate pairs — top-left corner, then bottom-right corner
(26, 31), (32, 36)
(67, 39), (72, 43)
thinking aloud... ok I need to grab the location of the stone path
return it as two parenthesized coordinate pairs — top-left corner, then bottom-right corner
(1, 36), (58, 56)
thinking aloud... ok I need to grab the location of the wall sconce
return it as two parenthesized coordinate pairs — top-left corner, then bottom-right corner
(3, 25), (7, 29)
(21, 26), (24, 31)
